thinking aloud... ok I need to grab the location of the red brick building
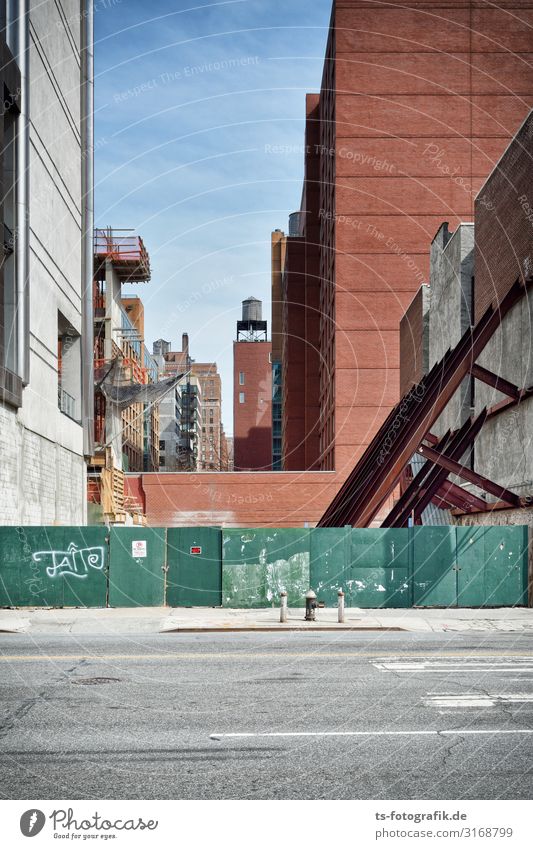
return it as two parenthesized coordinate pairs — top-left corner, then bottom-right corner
(190, 362), (226, 471)
(278, 95), (322, 471)
(280, 0), (533, 478)
(233, 298), (273, 471)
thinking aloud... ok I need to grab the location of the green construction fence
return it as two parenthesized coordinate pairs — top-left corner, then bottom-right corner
(0, 524), (529, 609)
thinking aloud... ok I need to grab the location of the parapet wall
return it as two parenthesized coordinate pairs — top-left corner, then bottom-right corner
(126, 471), (339, 527)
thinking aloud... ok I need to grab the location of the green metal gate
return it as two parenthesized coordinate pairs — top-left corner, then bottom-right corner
(413, 525), (529, 607)
(0, 526), (108, 607)
(166, 527), (222, 606)
(108, 527), (166, 607)
(348, 528), (411, 608)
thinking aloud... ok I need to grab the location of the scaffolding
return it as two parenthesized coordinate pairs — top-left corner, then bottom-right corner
(94, 227), (151, 283)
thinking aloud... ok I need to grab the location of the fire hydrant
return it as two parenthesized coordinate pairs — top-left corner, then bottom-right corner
(305, 589), (318, 621)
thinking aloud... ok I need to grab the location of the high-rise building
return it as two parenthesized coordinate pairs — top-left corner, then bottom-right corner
(176, 375), (202, 471)
(0, 2), (94, 524)
(278, 0), (533, 480)
(155, 335), (220, 472)
(191, 362), (226, 471)
(233, 298), (272, 471)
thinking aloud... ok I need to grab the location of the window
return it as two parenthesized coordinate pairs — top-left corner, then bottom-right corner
(0, 67), (22, 407)
(239, 372), (245, 385)
(239, 392), (245, 404)
(57, 312), (81, 422)
(159, 439), (165, 451)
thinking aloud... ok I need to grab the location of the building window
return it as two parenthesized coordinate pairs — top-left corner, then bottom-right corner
(57, 312), (81, 422)
(0, 72), (22, 408)
(239, 392), (245, 404)
(239, 372), (245, 385)
(159, 439), (165, 451)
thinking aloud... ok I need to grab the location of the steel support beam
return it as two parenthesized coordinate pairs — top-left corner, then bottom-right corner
(417, 443), (520, 506)
(319, 276), (532, 528)
(436, 480), (488, 512)
(470, 363), (521, 400)
(383, 413), (486, 527)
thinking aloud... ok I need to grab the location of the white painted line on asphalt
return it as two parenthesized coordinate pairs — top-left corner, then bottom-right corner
(424, 693), (533, 708)
(210, 729), (533, 740)
(374, 661), (533, 672)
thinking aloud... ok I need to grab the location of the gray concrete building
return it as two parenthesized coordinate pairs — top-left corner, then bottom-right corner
(0, 1), (93, 524)
(429, 222), (475, 441)
(398, 111), (533, 529)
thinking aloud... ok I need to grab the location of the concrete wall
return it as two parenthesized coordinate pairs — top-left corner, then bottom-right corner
(429, 223), (474, 440)
(474, 110), (533, 500)
(475, 296), (533, 496)
(399, 284), (430, 397)
(0, 1), (86, 525)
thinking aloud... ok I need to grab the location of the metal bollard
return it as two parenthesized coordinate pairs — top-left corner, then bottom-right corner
(280, 591), (288, 623)
(305, 589), (317, 621)
(338, 588), (345, 623)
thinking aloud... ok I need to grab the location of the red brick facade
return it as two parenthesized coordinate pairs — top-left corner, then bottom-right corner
(233, 341), (272, 470)
(292, 0), (533, 479)
(281, 95), (322, 471)
(126, 471), (337, 527)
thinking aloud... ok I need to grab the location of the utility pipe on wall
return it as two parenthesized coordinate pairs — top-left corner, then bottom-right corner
(80, 0), (94, 456)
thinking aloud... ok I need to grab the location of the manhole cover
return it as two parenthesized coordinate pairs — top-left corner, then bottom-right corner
(71, 677), (121, 686)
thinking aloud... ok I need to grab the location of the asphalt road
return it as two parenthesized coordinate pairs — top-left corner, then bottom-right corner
(1, 631), (533, 799)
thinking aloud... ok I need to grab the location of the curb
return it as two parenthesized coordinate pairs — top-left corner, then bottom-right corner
(160, 626), (407, 633)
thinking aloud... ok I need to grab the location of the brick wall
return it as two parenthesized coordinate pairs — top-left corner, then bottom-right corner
(282, 237), (306, 470)
(301, 0), (533, 480)
(233, 341), (272, 470)
(0, 403), (85, 525)
(130, 470), (338, 527)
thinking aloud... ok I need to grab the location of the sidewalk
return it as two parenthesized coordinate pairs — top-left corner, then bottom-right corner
(1, 605), (533, 635)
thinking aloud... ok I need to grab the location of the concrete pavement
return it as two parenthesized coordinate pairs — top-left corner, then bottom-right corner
(1, 605), (533, 635)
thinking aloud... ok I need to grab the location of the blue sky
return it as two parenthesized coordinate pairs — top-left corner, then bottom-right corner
(95, 0), (331, 431)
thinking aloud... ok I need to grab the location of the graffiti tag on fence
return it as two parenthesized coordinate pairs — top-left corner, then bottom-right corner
(32, 543), (106, 580)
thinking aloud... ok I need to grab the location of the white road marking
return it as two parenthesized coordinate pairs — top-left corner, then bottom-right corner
(210, 729), (533, 740)
(424, 693), (533, 708)
(373, 660), (533, 672)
